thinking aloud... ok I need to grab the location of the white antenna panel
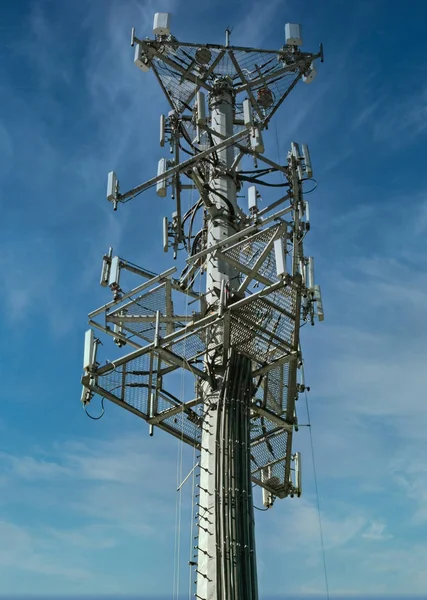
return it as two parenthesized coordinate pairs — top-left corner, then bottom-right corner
(106, 171), (118, 202)
(274, 238), (287, 277)
(100, 248), (113, 287)
(108, 256), (120, 289)
(248, 185), (258, 211)
(307, 256), (315, 289)
(157, 158), (167, 197)
(295, 452), (302, 496)
(314, 285), (324, 321)
(291, 142), (303, 178)
(251, 127), (264, 153)
(113, 322), (123, 338)
(243, 99), (253, 128)
(83, 329), (95, 371)
(303, 63), (317, 84)
(301, 144), (313, 178)
(153, 12), (171, 36)
(134, 44), (150, 72)
(163, 217), (169, 252)
(291, 142), (300, 160)
(305, 201), (310, 227)
(261, 467), (276, 508)
(262, 487), (274, 508)
(196, 91), (206, 124)
(285, 23), (303, 46)
(160, 114), (165, 147)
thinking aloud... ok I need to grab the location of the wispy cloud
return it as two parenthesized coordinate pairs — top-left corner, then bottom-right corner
(0, 453), (72, 480)
(0, 1), (179, 336)
(46, 523), (118, 550)
(362, 520), (392, 541)
(372, 85), (427, 145)
(0, 520), (91, 580)
(0, 430), (189, 594)
(277, 498), (366, 552)
(231, 0), (287, 47)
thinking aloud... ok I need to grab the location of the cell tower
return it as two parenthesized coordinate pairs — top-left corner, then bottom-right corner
(81, 14), (324, 600)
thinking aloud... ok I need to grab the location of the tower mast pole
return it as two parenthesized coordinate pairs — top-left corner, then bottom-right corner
(197, 76), (258, 600)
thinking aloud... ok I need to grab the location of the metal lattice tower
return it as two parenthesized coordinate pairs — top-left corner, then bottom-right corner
(81, 15), (324, 600)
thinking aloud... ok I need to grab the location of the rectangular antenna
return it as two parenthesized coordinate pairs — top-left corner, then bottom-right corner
(153, 12), (171, 36)
(157, 158), (167, 197)
(285, 23), (303, 46)
(251, 127), (264, 153)
(100, 247), (113, 287)
(248, 185), (258, 211)
(291, 143), (303, 179)
(303, 63), (317, 84)
(274, 238), (287, 277)
(291, 142), (300, 159)
(196, 91), (206, 125)
(305, 200), (310, 226)
(108, 256), (120, 290)
(163, 217), (169, 252)
(295, 452), (302, 496)
(243, 99), (253, 128)
(314, 285), (324, 321)
(134, 44), (150, 72)
(160, 114), (165, 147)
(301, 144), (313, 178)
(106, 171), (118, 202)
(83, 329), (96, 371)
(307, 256), (315, 289)
(261, 467), (274, 508)
(113, 322), (124, 344)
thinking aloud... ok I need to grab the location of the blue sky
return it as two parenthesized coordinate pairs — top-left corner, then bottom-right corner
(1, 0), (427, 597)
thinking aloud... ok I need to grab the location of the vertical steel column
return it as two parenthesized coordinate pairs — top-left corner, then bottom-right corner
(205, 77), (238, 306)
(196, 78), (258, 600)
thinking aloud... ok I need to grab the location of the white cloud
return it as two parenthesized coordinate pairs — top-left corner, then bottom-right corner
(0, 1), (178, 337)
(0, 431), (189, 538)
(231, 0), (286, 47)
(281, 174), (427, 593)
(0, 453), (72, 480)
(372, 85), (427, 145)
(274, 498), (366, 552)
(362, 520), (392, 541)
(351, 96), (385, 130)
(0, 520), (91, 580)
(46, 523), (118, 550)
(391, 453), (427, 525)
(0, 430), (194, 594)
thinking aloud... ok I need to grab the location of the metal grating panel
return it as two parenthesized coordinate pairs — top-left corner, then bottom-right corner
(250, 416), (291, 497)
(264, 363), (290, 415)
(97, 353), (154, 416)
(151, 44), (303, 118)
(162, 407), (203, 441)
(222, 225), (287, 284)
(229, 286), (297, 366)
(107, 283), (187, 343)
(168, 332), (207, 363)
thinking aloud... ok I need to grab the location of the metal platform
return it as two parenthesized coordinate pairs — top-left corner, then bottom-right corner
(82, 221), (304, 498)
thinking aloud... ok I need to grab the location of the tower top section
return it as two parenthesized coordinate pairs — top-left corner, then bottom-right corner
(131, 13), (323, 129)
